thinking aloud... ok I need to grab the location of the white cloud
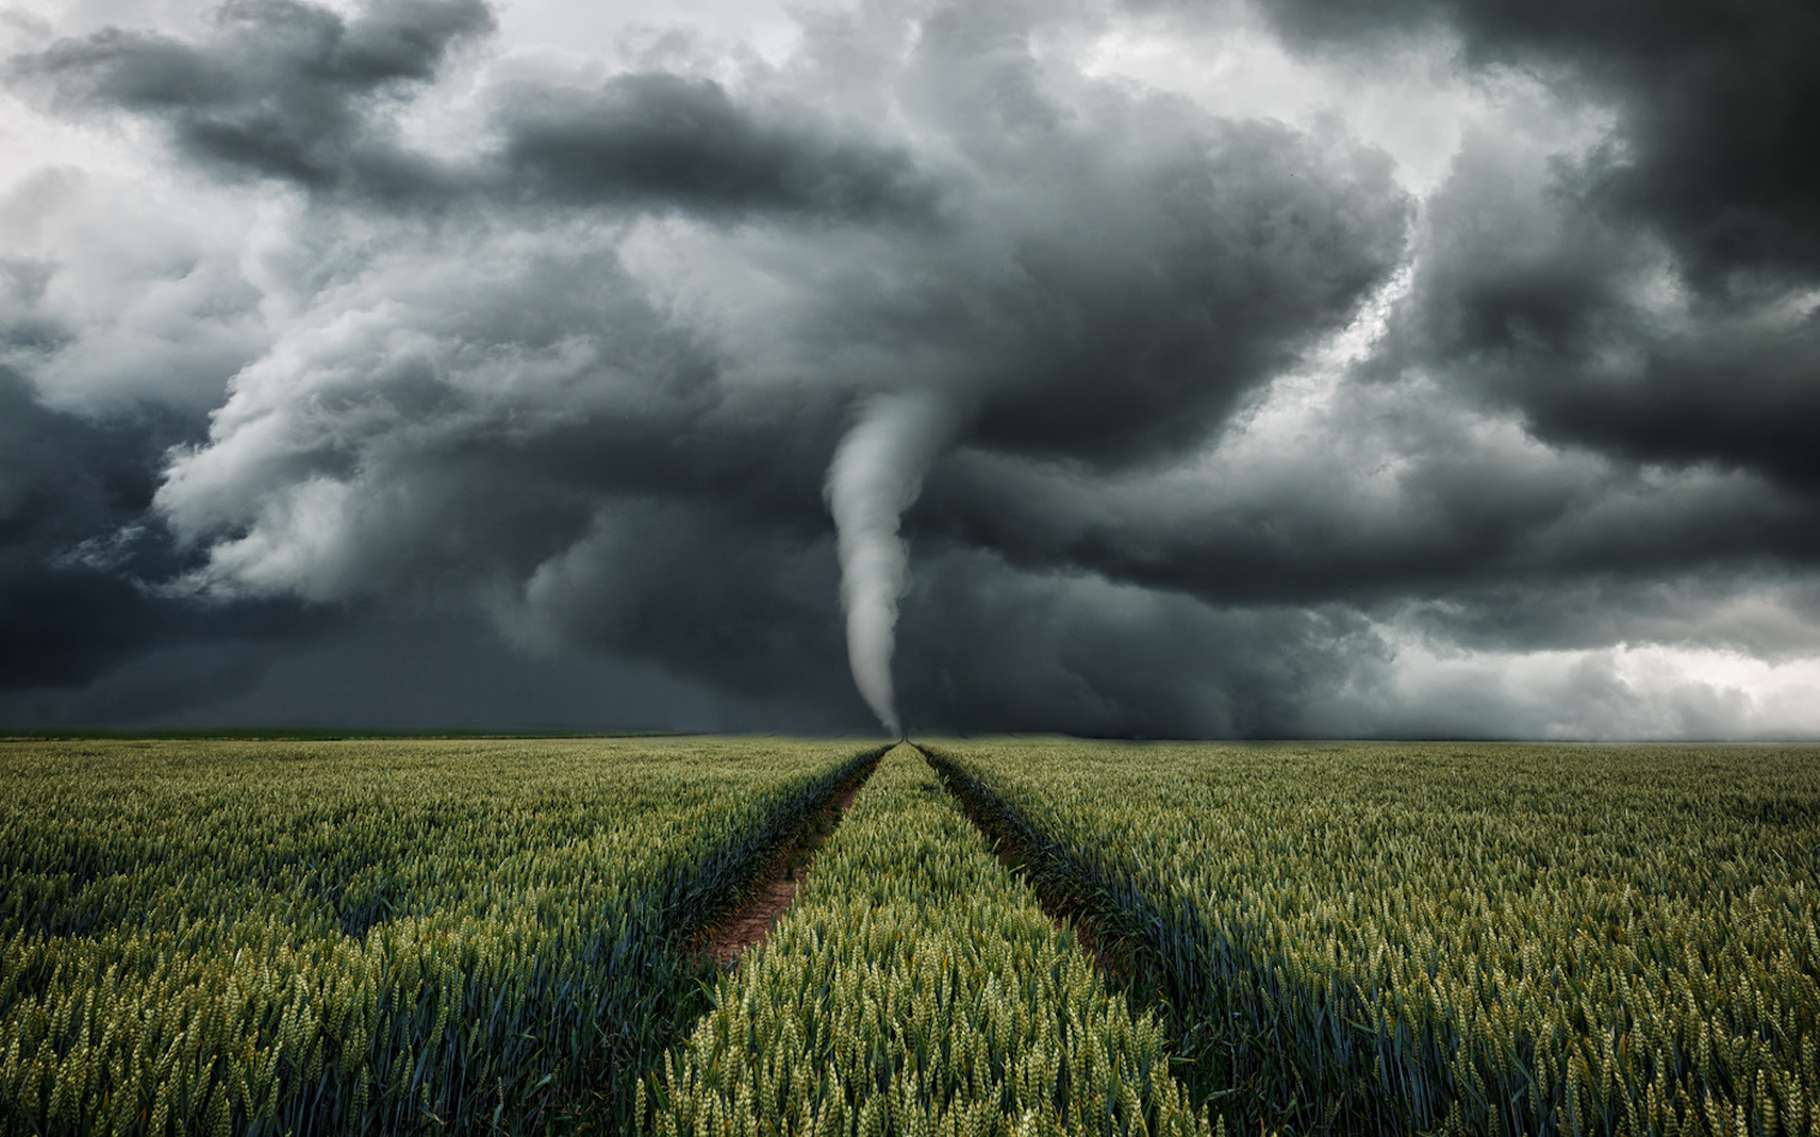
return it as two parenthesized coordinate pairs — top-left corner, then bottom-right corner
(1365, 636), (1820, 739)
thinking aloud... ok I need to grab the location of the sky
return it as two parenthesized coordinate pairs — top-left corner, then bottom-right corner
(1, 0), (1817, 738)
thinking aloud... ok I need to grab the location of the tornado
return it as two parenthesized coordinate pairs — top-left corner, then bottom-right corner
(826, 390), (957, 736)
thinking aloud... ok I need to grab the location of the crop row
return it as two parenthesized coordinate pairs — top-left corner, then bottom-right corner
(0, 737), (880, 1136)
(642, 746), (1213, 1137)
(928, 740), (1820, 1137)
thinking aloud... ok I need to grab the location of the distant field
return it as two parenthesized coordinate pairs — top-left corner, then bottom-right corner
(2, 738), (1816, 1135)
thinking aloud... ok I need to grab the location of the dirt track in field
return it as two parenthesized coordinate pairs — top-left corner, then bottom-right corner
(698, 751), (882, 966)
(916, 745), (1121, 979)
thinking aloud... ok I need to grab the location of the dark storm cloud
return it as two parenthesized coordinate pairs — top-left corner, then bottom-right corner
(0, 609), (809, 733)
(1522, 353), (1807, 499)
(894, 548), (1388, 737)
(501, 499), (862, 716)
(9, 0), (491, 200)
(1231, 0), (1820, 501)
(85, 0), (1418, 736)
(0, 365), (323, 707)
(0, 363), (176, 688)
(9, 3), (937, 221)
(835, 4), (1412, 467)
(918, 446), (1820, 613)
(1253, 0), (1820, 285)
(0, 229), (322, 707)
(5, 0), (1819, 737)
(1480, 304), (1820, 491)
(1358, 128), (1820, 503)
(491, 72), (940, 219)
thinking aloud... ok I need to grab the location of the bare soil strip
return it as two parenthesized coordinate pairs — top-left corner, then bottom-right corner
(914, 744), (1120, 978)
(695, 750), (884, 966)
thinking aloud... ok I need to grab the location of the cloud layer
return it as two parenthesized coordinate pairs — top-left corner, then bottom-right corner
(3, 0), (1817, 737)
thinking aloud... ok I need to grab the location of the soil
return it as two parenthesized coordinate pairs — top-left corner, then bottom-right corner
(915, 744), (1122, 979)
(697, 755), (880, 967)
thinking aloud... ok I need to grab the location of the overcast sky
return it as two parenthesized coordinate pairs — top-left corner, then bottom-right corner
(2, 0), (1817, 738)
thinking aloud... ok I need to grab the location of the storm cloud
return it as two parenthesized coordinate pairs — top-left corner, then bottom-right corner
(2, 0), (1817, 738)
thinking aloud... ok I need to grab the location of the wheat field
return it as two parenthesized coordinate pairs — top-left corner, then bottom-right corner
(2, 737), (1815, 1135)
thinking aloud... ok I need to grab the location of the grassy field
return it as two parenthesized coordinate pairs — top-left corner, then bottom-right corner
(0, 737), (877, 1134)
(2, 737), (1817, 1135)
(928, 740), (1820, 1137)
(645, 747), (1209, 1137)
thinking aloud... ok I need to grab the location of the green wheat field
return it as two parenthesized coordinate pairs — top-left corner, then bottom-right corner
(1, 737), (1816, 1136)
